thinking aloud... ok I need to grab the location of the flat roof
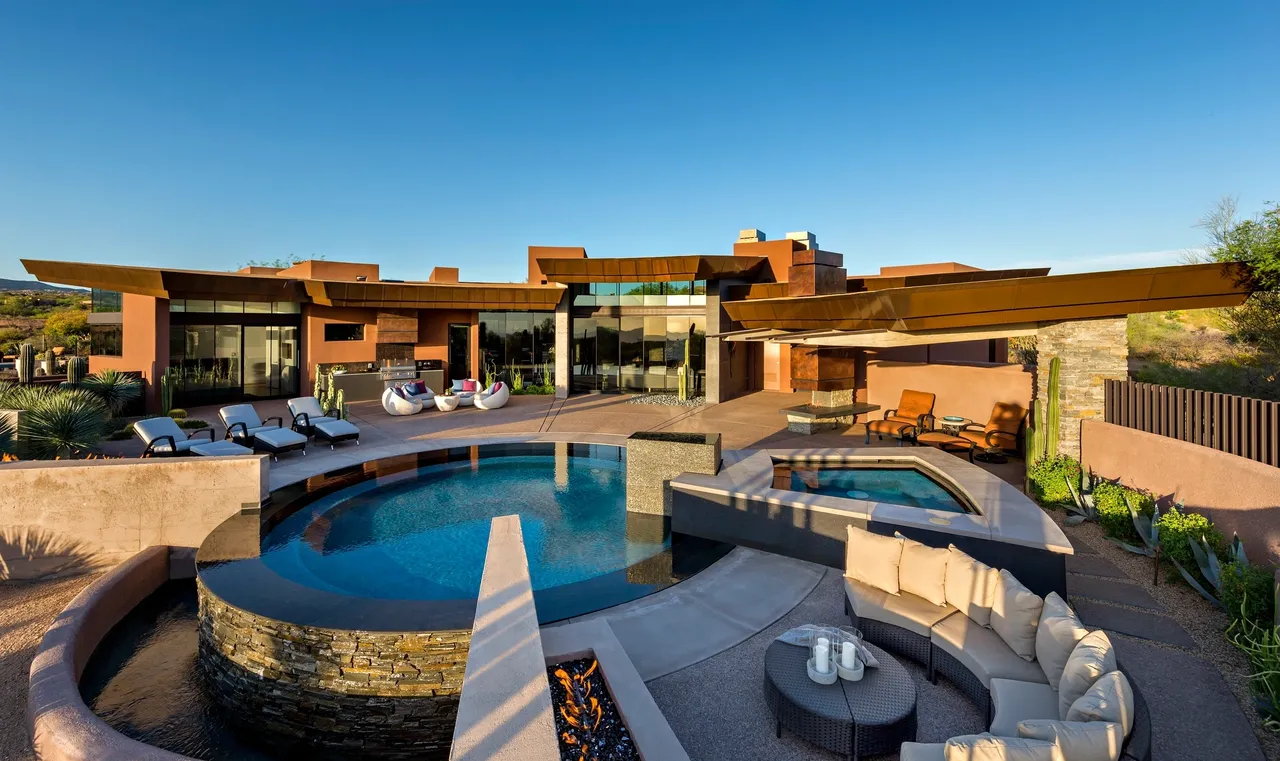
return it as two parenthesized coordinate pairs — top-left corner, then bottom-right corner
(535, 255), (768, 283)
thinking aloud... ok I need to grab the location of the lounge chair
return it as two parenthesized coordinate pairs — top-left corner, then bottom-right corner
(865, 389), (936, 445)
(219, 403), (308, 460)
(134, 417), (252, 457)
(381, 387), (423, 416)
(956, 402), (1027, 457)
(474, 381), (509, 410)
(288, 396), (360, 449)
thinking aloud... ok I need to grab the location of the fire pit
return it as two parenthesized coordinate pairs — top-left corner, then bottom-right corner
(548, 658), (639, 761)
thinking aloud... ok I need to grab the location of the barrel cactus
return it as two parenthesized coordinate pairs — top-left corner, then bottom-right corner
(67, 356), (89, 385)
(17, 343), (34, 384)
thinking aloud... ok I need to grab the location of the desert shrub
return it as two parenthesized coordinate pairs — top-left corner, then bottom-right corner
(1155, 505), (1223, 570)
(1027, 455), (1081, 507)
(1092, 481), (1154, 540)
(1220, 562), (1277, 628)
(178, 419), (209, 430)
(169, 408), (188, 419)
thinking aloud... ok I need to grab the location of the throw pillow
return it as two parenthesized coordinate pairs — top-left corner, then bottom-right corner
(462, 379), (478, 392)
(1035, 592), (1089, 688)
(943, 733), (1063, 761)
(391, 385), (406, 399)
(1058, 629), (1117, 720)
(452, 379), (465, 392)
(844, 525), (904, 595)
(1066, 671), (1135, 739)
(895, 532), (950, 606)
(492, 381), (503, 393)
(990, 569), (1044, 661)
(944, 545), (999, 627)
(1017, 720), (1124, 761)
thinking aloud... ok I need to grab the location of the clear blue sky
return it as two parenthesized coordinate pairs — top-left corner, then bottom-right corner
(2, 1), (1278, 283)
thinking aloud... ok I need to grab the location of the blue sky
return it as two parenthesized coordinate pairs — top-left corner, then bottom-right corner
(2, 1), (1277, 283)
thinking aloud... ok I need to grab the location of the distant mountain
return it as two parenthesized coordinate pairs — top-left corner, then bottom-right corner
(0, 278), (86, 293)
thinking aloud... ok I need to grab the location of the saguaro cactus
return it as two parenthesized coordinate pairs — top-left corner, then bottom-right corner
(160, 367), (178, 416)
(67, 356), (88, 385)
(1045, 356), (1061, 460)
(17, 343), (35, 384)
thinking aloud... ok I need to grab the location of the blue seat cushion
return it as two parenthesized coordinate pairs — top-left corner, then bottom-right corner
(452, 379), (465, 392)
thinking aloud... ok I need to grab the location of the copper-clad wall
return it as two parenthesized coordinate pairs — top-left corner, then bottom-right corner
(536, 255), (767, 283)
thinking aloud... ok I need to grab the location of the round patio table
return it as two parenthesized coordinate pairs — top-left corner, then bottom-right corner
(763, 640), (916, 761)
(435, 394), (460, 412)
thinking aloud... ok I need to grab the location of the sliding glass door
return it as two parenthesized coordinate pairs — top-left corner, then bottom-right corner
(169, 318), (300, 408)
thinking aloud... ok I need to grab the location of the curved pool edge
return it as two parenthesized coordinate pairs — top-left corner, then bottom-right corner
(28, 545), (198, 761)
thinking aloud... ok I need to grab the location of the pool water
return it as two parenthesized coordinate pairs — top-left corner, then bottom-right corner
(779, 463), (970, 513)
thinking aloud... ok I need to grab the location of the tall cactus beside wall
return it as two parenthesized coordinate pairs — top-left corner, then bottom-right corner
(17, 343), (35, 384)
(159, 367), (178, 416)
(314, 370), (324, 403)
(1045, 355), (1061, 461)
(334, 388), (346, 420)
(67, 356), (88, 385)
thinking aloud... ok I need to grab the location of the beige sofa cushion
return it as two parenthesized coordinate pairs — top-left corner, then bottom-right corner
(1066, 671), (1135, 738)
(943, 734), (1063, 761)
(1035, 592), (1089, 688)
(1018, 720), (1124, 761)
(931, 613), (1049, 688)
(845, 577), (957, 637)
(899, 743), (947, 761)
(845, 525), (904, 595)
(1058, 630), (1117, 719)
(945, 546), (999, 627)
(896, 533), (950, 606)
(990, 570), (1043, 661)
(989, 678), (1059, 737)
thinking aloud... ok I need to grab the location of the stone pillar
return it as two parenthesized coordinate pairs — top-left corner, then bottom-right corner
(625, 432), (721, 516)
(1035, 317), (1128, 461)
(554, 293), (570, 399)
(705, 283), (730, 404)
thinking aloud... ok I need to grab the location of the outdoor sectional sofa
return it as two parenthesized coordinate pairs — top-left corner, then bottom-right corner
(842, 525), (1151, 761)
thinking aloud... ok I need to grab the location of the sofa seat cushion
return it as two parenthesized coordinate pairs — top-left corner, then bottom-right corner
(943, 734), (1063, 761)
(845, 577), (957, 637)
(900, 742), (947, 761)
(1035, 592), (1089, 688)
(932, 614), (1049, 689)
(845, 525), (904, 595)
(945, 545), (999, 627)
(1018, 720), (1124, 761)
(989, 678), (1060, 737)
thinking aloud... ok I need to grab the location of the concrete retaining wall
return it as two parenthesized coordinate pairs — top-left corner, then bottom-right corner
(1081, 419), (1280, 565)
(0, 455), (268, 580)
(28, 545), (194, 761)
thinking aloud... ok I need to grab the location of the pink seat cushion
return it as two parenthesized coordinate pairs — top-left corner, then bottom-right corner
(462, 380), (477, 392)
(492, 382), (503, 393)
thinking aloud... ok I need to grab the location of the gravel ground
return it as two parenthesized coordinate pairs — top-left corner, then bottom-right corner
(0, 573), (101, 761)
(648, 568), (984, 760)
(625, 393), (706, 407)
(1049, 509), (1280, 761)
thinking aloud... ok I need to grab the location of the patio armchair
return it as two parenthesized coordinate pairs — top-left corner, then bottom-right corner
(865, 389), (936, 445)
(474, 381), (509, 410)
(957, 402), (1027, 454)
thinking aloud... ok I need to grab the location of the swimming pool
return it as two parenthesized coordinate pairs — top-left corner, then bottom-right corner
(197, 443), (730, 628)
(774, 461), (972, 513)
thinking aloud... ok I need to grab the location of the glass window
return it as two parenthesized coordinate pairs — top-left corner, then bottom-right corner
(89, 324), (122, 356)
(667, 281), (692, 306)
(479, 312), (506, 374)
(595, 282), (619, 306)
(185, 299), (214, 313)
(619, 317), (644, 390)
(573, 283), (596, 307)
(644, 316), (667, 385)
(572, 317), (597, 392)
(619, 283), (645, 306)
(506, 312), (533, 375)
(323, 323), (364, 342)
(595, 318), (619, 391)
(643, 282), (666, 306)
(169, 299), (186, 312)
(692, 280), (707, 306)
(534, 315), (556, 368)
(273, 301), (301, 313)
(216, 301), (244, 313)
(91, 289), (122, 313)
(244, 301), (272, 313)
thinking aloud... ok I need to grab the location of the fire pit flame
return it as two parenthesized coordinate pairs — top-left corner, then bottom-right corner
(548, 658), (638, 761)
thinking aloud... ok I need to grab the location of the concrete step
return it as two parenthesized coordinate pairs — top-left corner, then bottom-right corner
(1073, 599), (1198, 649)
(1067, 575), (1165, 612)
(1065, 553), (1129, 579)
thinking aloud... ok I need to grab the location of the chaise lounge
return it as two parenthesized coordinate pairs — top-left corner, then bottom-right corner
(842, 524), (1150, 761)
(287, 396), (360, 449)
(134, 417), (253, 458)
(866, 390), (936, 445)
(219, 403), (308, 460)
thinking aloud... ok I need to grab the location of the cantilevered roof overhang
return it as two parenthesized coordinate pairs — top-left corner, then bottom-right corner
(536, 255), (768, 283)
(21, 259), (564, 310)
(721, 263), (1250, 333)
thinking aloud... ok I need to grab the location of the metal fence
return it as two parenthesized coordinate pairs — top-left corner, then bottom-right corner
(1104, 379), (1280, 467)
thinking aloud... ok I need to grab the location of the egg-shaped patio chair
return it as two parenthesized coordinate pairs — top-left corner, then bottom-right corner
(474, 381), (510, 410)
(381, 386), (423, 416)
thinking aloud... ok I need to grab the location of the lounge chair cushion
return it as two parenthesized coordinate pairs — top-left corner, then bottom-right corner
(253, 428), (308, 451)
(896, 533), (950, 606)
(845, 526), (904, 595)
(1066, 671), (1135, 738)
(942, 734), (1063, 761)
(1035, 592), (1089, 688)
(190, 440), (253, 457)
(1058, 630), (1117, 720)
(899, 742), (947, 761)
(959, 402), (1026, 451)
(945, 545), (999, 627)
(867, 418), (917, 436)
(989, 678), (1059, 736)
(897, 389), (936, 421)
(133, 417), (194, 453)
(314, 419), (360, 441)
(288, 396), (329, 421)
(931, 613), (1049, 688)
(991, 570), (1043, 661)
(1018, 720), (1124, 761)
(845, 577), (957, 637)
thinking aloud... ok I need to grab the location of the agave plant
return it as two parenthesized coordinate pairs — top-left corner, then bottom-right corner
(20, 389), (110, 458)
(1109, 493), (1162, 583)
(0, 414), (14, 458)
(1170, 532), (1247, 609)
(1063, 467), (1098, 525)
(80, 369), (143, 417)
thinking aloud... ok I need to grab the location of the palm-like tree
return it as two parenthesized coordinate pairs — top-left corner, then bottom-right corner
(79, 369), (143, 417)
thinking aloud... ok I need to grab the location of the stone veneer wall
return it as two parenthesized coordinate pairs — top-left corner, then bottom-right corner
(625, 432), (721, 516)
(1035, 317), (1128, 460)
(197, 579), (470, 760)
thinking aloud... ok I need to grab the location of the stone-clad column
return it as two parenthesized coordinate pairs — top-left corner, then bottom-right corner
(554, 293), (570, 399)
(1035, 317), (1128, 460)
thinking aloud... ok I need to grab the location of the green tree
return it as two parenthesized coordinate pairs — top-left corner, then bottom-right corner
(0, 327), (26, 352)
(42, 309), (89, 345)
(239, 253), (325, 269)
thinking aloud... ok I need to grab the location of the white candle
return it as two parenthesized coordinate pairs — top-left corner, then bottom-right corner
(815, 638), (830, 673)
(841, 641), (856, 669)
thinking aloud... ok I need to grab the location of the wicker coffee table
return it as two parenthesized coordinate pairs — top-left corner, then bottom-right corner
(763, 639), (916, 760)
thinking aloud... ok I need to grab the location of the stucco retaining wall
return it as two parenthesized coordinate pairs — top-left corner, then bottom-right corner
(866, 360), (1033, 429)
(197, 580), (470, 759)
(1081, 419), (1280, 565)
(0, 455), (268, 580)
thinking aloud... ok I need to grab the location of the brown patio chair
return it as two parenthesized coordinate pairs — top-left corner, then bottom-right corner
(865, 389), (936, 445)
(957, 402), (1027, 454)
